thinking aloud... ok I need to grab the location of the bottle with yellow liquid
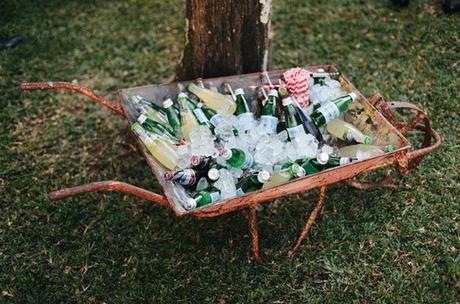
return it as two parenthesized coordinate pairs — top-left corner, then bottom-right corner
(263, 163), (306, 189)
(177, 93), (200, 141)
(338, 144), (394, 159)
(326, 118), (372, 144)
(187, 82), (236, 115)
(131, 123), (179, 170)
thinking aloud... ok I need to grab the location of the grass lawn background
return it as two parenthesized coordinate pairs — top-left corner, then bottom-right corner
(0, 0), (458, 302)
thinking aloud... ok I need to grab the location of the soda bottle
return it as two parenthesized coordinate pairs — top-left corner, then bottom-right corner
(129, 94), (169, 125)
(187, 82), (237, 115)
(337, 144), (394, 159)
(259, 89), (279, 135)
(235, 171), (272, 195)
(180, 93), (214, 130)
(234, 88), (251, 115)
(221, 148), (254, 170)
(263, 163), (305, 189)
(282, 97), (307, 140)
(137, 114), (181, 143)
(185, 187), (221, 210)
(198, 102), (224, 129)
(177, 93), (200, 141)
(300, 152), (330, 175)
(326, 118), (372, 144)
(190, 155), (216, 170)
(131, 123), (179, 170)
(163, 98), (182, 138)
(164, 168), (220, 188)
(310, 93), (357, 128)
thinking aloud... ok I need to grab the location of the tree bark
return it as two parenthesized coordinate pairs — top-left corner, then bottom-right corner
(176, 0), (272, 81)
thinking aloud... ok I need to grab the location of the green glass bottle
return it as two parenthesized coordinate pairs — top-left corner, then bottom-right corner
(137, 114), (180, 142)
(260, 89), (279, 135)
(235, 171), (272, 195)
(128, 93), (167, 116)
(300, 152), (330, 175)
(221, 148), (254, 169)
(282, 97), (306, 140)
(185, 187), (221, 210)
(163, 98), (182, 138)
(234, 88), (251, 115)
(263, 163), (305, 189)
(178, 93), (213, 130)
(310, 93), (357, 128)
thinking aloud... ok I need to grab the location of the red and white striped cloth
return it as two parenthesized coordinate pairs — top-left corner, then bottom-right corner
(282, 67), (311, 107)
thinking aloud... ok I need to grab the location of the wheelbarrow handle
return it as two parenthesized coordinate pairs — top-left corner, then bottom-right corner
(49, 180), (170, 208)
(347, 94), (442, 190)
(20, 81), (125, 116)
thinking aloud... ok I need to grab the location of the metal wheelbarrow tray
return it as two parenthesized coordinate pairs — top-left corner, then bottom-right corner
(21, 65), (441, 263)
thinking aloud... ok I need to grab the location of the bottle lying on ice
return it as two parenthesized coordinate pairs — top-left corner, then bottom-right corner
(137, 114), (181, 143)
(221, 148), (254, 170)
(163, 98), (182, 138)
(282, 96), (307, 140)
(234, 87), (255, 132)
(179, 93), (214, 130)
(235, 171), (272, 195)
(259, 89), (279, 135)
(326, 118), (372, 144)
(177, 93), (200, 141)
(337, 144), (394, 159)
(190, 155), (216, 170)
(164, 168), (220, 188)
(128, 94), (169, 125)
(131, 123), (179, 170)
(263, 163), (306, 189)
(300, 153), (356, 175)
(185, 187), (221, 210)
(187, 82), (237, 115)
(310, 93), (357, 128)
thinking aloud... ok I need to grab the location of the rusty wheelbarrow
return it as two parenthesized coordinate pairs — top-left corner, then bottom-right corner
(20, 65), (441, 263)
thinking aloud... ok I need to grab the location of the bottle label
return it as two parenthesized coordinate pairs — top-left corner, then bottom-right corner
(342, 130), (354, 142)
(317, 102), (340, 124)
(241, 151), (254, 170)
(286, 125), (305, 139)
(236, 188), (244, 196)
(260, 115), (279, 134)
(193, 108), (209, 124)
(209, 191), (221, 203)
(210, 114), (224, 127)
(178, 169), (196, 186)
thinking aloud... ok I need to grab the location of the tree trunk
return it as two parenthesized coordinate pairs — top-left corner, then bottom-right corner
(176, 0), (272, 81)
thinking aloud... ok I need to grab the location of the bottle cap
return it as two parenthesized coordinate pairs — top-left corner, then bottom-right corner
(197, 102), (204, 108)
(128, 94), (142, 103)
(178, 92), (188, 99)
(257, 171), (272, 183)
(289, 164), (306, 177)
(282, 97), (293, 106)
(164, 171), (174, 180)
(349, 92), (358, 100)
(384, 145), (394, 152)
(221, 148), (232, 160)
(268, 89), (278, 97)
(137, 114), (147, 124)
(363, 136), (372, 145)
(185, 198), (197, 210)
(317, 152), (329, 165)
(162, 98), (174, 108)
(207, 168), (220, 181)
(190, 155), (201, 167)
(234, 88), (244, 96)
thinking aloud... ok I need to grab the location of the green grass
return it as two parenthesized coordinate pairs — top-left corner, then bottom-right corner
(1, 0), (458, 302)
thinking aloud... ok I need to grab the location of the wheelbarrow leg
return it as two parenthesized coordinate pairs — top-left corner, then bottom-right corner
(288, 186), (327, 258)
(245, 204), (263, 264)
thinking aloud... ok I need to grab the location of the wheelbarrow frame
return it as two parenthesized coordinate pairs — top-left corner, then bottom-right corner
(20, 65), (441, 263)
